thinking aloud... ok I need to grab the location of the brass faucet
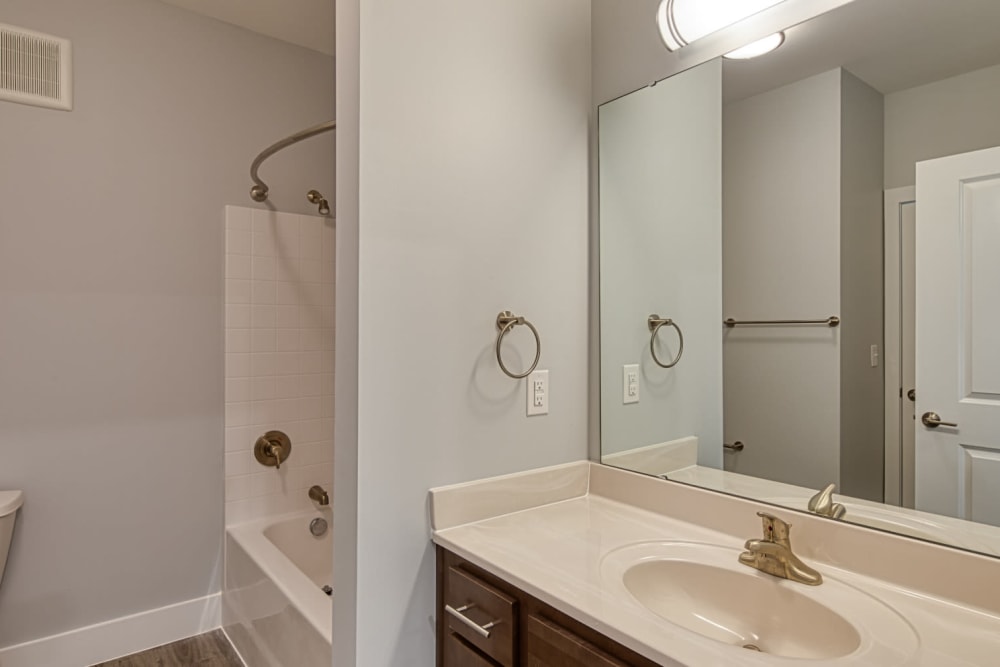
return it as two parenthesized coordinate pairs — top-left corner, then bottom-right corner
(739, 512), (823, 586)
(808, 483), (846, 519)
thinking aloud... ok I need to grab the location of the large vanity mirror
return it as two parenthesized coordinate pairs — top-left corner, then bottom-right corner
(598, 0), (1000, 557)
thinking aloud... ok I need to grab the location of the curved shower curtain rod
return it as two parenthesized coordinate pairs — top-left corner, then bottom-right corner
(249, 119), (336, 204)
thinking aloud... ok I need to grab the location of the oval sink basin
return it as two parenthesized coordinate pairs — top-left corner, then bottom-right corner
(601, 542), (918, 663)
(623, 559), (858, 659)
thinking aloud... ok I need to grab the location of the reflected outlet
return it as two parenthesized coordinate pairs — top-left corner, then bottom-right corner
(623, 364), (639, 404)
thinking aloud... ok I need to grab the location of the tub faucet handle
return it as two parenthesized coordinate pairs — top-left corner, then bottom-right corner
(270, 443), (284, 469)
(254, 431), (292, 470)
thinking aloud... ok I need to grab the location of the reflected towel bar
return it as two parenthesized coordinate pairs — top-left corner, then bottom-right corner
(724, 316), (840, 328)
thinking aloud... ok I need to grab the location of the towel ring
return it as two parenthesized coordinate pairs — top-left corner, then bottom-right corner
(648, 314), (684, 369)
(495, 311), (541, 379)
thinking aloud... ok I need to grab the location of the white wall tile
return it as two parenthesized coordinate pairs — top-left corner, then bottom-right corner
(252, 256), (276, 281)
(226, 229), (252, 255)
(225, 353), (251, 378)
(274, 375), (299, 399)
(251, 280), (276, 305)
(226, 378), (252, 403)
(251, 328), (276, 353)
(225, 304), (252, 329)
(225, 402), (252, 427)
(250, 352), (275, 377)
(226, 476), (252, 502)
(251, 305), (276, 329)
(276, 258), (302, 283)
(276, 329), (299, 352)
(252, 231), (276, 257)
(225, 279), (252, 305)
(225, 206), (252, 231)
(225, 426), (252, 452)
(225, 329), (251, 354)
(225, 206), (335, 524)
(251, 400), (275, 426)
(276, 281), (300, 305)
(300, 259), (323, 284)
(276, 304), (299, 328)
(226, 254), (252, 280)
(225, 452), (250, 477)
(251, 376), (275, 401)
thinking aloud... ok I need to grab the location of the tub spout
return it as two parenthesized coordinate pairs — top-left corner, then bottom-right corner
(309, 485), (330, 507)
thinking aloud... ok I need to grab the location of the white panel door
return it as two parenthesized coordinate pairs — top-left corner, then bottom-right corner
(915, 145), (1000, 526)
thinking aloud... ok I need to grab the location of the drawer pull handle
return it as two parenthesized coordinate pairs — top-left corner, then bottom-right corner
(445, 603), (499, 639)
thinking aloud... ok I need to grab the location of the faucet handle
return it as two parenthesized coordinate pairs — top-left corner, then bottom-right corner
(808, 483), (847, 519)
(254, 430), (292, 470)
(757, 511), (791, 545)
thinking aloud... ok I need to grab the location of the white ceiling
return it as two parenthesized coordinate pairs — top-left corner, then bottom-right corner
(723, 0), (1000, 103)
(158, 0), (335, 56)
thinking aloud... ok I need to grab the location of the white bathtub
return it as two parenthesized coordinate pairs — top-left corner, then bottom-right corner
(223, 510), (333, 666)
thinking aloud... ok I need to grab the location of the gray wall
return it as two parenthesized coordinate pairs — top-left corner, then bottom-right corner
(335, 0), (591, 663)
(722, 70), (843, 490)
(598, 60), (723, 465)
(839, 70), (885, 501)
(885, 62), (1000, 188)
(0, 0), (333, 647)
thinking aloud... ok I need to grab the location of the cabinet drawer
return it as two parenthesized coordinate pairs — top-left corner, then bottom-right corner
(444, 632), (501, 667)
(445, 566), (516, 666)
(526, 615), (630, 667)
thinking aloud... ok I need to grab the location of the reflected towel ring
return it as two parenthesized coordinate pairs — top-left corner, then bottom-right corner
(495, 310), (541, 379)
(648, 314), (684, 368)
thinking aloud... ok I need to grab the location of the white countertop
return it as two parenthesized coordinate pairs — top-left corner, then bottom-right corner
(431, 462), (1000, 666)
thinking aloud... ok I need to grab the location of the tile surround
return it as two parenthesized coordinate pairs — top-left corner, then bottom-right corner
(224, 206), (335, 524)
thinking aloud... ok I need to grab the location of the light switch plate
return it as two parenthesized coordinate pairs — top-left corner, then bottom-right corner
(623, 364), (639, 404)
(527, 370), (549, 416)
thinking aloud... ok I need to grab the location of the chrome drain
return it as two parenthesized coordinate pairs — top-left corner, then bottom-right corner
(742, 644), (762, 652)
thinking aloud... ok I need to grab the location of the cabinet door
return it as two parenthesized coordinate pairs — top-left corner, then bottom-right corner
(444, 632), (501, 667)
(525, 615), (630, 667)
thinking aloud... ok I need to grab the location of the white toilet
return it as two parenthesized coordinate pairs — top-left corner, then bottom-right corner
(0, 491), (23, 585)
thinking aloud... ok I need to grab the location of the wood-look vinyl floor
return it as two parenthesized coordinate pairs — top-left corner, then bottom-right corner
(89, 630), (243, 667)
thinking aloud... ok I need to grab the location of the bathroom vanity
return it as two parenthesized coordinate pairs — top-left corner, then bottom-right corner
(438, 548), (657, 667)
(431, 462), (1000, 666)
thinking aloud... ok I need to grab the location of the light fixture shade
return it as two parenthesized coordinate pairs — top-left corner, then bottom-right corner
(656, 0), (789, 51)
(723, 32), (786, 60)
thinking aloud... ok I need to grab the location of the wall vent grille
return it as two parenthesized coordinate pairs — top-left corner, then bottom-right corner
(0, 23), (72, 110)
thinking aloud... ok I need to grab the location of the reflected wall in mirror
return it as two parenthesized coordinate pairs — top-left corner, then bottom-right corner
(598, 0), (1000, 558)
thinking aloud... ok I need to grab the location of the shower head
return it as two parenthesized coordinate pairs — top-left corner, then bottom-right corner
(307, 189), (330, 216)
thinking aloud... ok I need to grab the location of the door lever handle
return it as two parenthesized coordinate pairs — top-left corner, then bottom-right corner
(921, 411), (958, 428)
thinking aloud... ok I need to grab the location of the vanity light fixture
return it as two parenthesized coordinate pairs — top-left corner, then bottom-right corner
(656, 0), (789, 53)
(723, 32), (786, 59)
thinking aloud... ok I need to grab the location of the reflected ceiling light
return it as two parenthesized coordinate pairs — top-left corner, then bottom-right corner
(723, 32), (786, 59)
(656, 0), (789, 51)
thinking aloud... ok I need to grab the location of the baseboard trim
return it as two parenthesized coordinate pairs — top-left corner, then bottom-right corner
(0, 592), (221, 667)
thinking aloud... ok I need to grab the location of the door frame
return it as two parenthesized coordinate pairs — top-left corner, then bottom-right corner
(884, 186), (915, 507)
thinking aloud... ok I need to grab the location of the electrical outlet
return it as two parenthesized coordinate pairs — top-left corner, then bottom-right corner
(527, 370), (549, 416)
(623, 364), (639, 404)
(870, 344), (879, 368)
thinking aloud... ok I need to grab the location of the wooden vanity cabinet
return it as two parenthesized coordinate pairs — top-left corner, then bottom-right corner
(437, 547), (660, 667)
